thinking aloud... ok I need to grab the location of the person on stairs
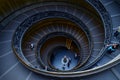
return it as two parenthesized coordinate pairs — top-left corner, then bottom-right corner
(114, 26), (120, 41)
(30, 43), (34, 50)
(106, 43), (119, 54)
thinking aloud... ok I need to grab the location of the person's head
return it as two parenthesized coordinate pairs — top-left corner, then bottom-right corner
(106, 44), (110, 46)
(113, 43), (118, 48)
(118, 26), (120, 32)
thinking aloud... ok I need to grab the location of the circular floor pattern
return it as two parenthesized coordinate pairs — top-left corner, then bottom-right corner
(50, 47), (79, 71)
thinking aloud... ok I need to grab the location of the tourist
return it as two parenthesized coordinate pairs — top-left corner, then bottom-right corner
(67, 57), (71, 68)
(61, 55), (69, 70)
(74, 53), (78, 59)
(45, 66), (48, 71)
(62, 66), (65, 70)
(30, 43), (34, 50)
(106, 43), (119, 54)
(114, 26), (120, 41)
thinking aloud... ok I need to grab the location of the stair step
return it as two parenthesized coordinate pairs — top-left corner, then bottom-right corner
(111, 68), (120, 80)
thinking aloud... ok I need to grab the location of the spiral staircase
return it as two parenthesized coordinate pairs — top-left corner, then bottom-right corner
(0, 0), (120, 80)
